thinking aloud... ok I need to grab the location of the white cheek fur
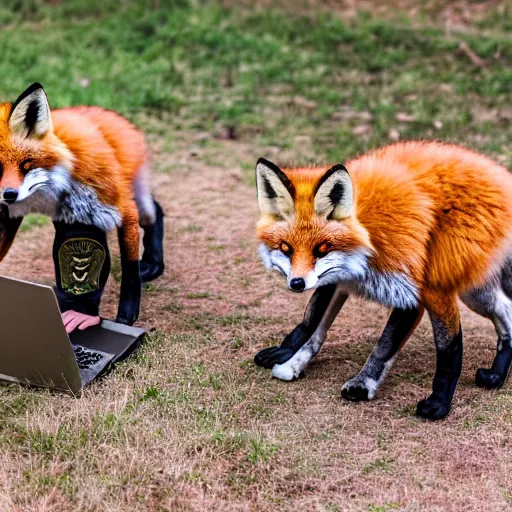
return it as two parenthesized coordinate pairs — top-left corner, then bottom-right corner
(7, 165), (122, 232)
(259, 245), (419, 309)
(258, 243), (291, 277)
(302, 271), (318, 290)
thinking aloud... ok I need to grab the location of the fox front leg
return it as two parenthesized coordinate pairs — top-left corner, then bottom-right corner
(254, 283), (339, 369)
(341, 306), (424, 401)
(116, 207), (141, 325)
(271, 287), (349, 381)
(0, 205), (22, 262)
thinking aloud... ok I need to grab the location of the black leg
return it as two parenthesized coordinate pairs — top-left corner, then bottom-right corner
(342, 306), (424, 401)
(116, 226), (141, 326)
(476, 339), (512, 389)
(254, 283), (338, 368)
(140, 199), (165, 283)
(459, 283), (512, 389)
(0, 205), (22, 262)
(416, 320), (463, 421)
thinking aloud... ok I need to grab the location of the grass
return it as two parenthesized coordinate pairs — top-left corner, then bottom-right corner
(0, 1), (512, 511)
(20, 213), (50, 232)
(0, 0), (510, 165)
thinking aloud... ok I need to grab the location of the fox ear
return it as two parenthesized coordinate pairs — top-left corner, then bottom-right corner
(9, 83), (53, 139)
(314, 164), (353, 220)
(256, 158), (295, 220)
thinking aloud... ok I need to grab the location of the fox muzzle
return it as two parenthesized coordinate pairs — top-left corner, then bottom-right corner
(1, 188), (18, 204)
(289, 277), (306, 292)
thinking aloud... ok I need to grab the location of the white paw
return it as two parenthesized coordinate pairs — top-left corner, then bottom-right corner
(272, 363), (297, 381)
(341, 375), (378, 400)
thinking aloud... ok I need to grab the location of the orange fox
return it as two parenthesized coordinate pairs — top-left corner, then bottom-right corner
(255, 141), (512, 420)
(0, 83), (164, 330)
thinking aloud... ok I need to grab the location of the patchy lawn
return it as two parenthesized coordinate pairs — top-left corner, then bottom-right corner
(0, 1), (511, 510)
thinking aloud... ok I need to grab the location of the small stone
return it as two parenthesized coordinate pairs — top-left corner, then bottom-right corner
(388, 128), (400, 141)
(395, 112), (416, 123)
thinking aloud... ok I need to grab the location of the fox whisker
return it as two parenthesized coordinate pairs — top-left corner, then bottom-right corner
(272, 263), (287, 276)
(317, 266), (345, 279)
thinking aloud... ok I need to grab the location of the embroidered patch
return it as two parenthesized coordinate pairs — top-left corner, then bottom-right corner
(58, 238), (106, 295)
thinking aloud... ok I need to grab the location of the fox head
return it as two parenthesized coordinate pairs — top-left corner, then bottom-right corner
(0, 83), (71, 207)
(256, 158), (373, 292)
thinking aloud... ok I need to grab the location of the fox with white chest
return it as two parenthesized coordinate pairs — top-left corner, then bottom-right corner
(0, 83), (165, 331)
(254, 141), (512, 420)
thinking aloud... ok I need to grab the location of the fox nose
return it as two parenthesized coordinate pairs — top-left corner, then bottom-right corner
(2, 188), (18, 203)
(289, 277), (306, 292)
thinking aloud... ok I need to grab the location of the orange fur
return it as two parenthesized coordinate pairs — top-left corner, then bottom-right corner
(258, 141), (512, 328)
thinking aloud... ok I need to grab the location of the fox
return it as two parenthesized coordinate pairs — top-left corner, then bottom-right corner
(254, 140), (512, 420)
(0, 83), (165, 330)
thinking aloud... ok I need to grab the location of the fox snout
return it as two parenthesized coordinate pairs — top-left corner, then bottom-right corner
(0, 170), (23, 204)
(289, 277), (306, 292)
(287, 272), (319, 292)
(1, 188), (18, 204)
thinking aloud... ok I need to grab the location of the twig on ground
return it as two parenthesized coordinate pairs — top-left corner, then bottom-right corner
(457, 41), (486, 68)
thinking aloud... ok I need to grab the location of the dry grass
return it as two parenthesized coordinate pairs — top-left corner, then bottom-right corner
(220, 0), (507, 27)
(0, 126), (511, 511)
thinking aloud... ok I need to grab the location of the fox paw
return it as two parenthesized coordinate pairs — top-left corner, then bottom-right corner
(140, 260), (165, 283)
(341, 374), (379, 401)
(271, 363), (300, 381)
(341, 380), (369, 402)
(254, 346), (295, 369)
(416, 396), (450, 421)
(475, 368), (504, 389)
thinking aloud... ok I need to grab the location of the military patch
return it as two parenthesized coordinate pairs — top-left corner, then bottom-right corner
(58, 238), (106, 295)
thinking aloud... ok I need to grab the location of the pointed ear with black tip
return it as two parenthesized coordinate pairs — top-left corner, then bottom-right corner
(256, 158), (295, 220)
(314, 164), (353, 220)
(8, 83), (53, 139)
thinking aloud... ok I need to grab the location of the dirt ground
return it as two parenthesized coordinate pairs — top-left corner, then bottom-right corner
(221, 0), (507, 27)
(0, 132), (511, 512)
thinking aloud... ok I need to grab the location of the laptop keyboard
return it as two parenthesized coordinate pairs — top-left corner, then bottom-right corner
(73, 345), (107, 370)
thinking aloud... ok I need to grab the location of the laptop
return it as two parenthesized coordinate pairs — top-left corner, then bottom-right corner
(0, 275), (146, 394)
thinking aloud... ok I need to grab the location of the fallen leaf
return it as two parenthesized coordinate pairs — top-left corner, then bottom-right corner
(395, 112), (416, 123)
(352, 124), (372, 136)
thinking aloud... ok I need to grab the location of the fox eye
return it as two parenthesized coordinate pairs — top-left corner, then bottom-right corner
(19, 158), (34, 173)
(314, 242), (332, 258)
(279, 241), (293, 257)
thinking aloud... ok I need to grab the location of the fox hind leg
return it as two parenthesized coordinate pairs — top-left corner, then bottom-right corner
(139, 198), (164, 282)
(460, 282), (512, 389)
(417, 292), (463, 421)
(133, 163), (165, 282)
